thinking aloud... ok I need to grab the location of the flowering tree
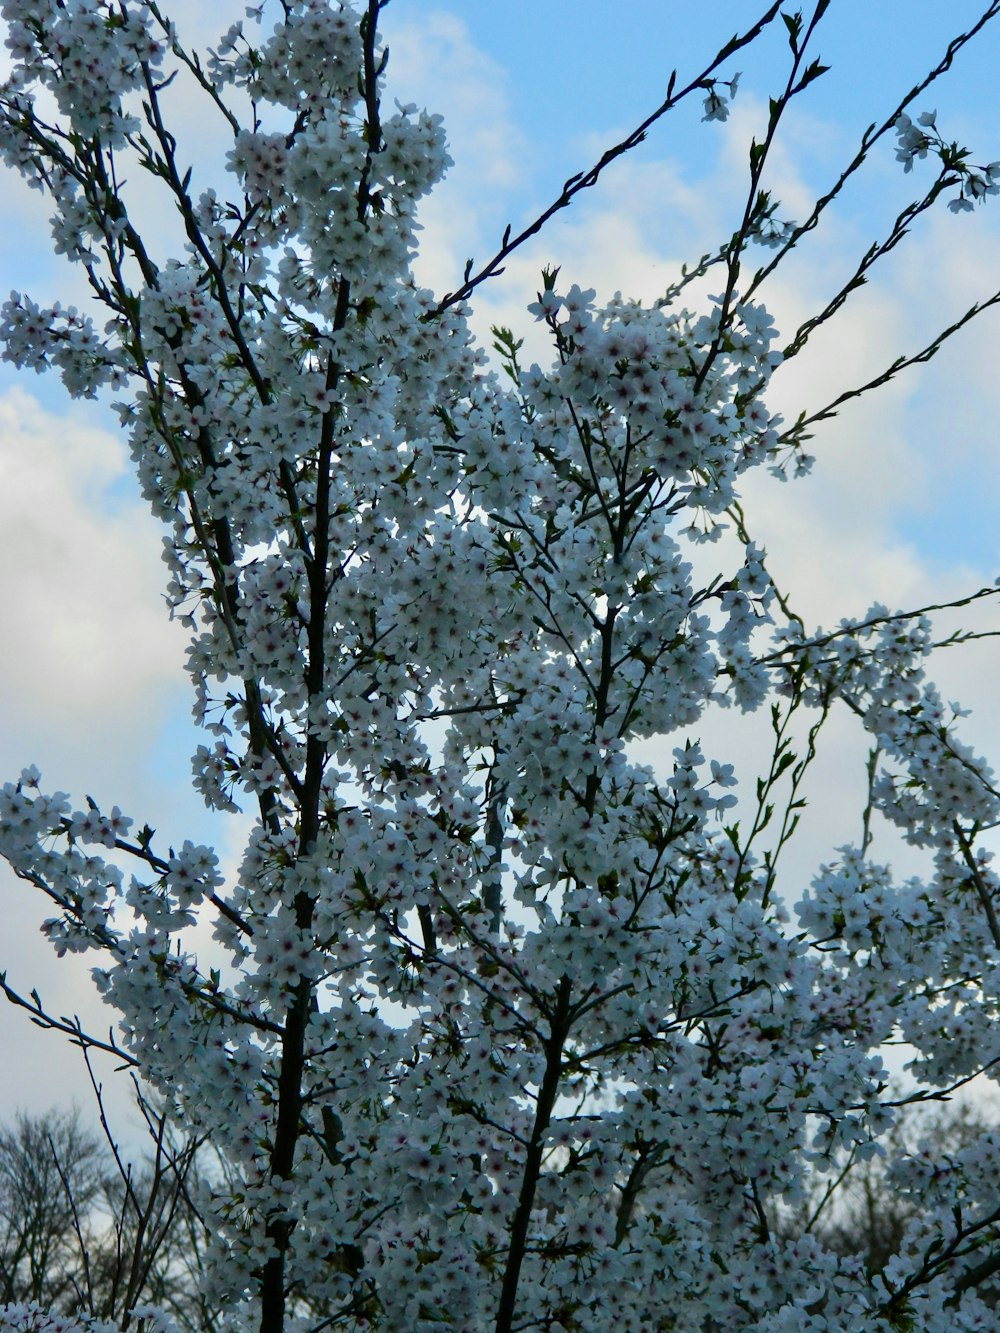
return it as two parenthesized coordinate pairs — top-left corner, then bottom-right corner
(3, 1), (1000, 1329)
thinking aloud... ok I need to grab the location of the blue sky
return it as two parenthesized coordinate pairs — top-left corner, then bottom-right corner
(383, 1), (1000, 251)
(1, 0), (999, 1129)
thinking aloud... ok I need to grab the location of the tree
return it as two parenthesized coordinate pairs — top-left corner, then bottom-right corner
(1, 0), (1000, 1328)
(774, 1096), (1000, 1292)
(0, 1109), (105, 1312)
(0, 1104), (211, 1332)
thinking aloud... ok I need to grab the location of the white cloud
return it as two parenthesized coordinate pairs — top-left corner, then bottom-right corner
(388, 12), (528, 303)
(0, 388), (185, 774)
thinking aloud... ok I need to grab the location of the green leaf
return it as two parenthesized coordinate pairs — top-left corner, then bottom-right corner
(773, 752), (797, 779)
(782, 10), (803, 51)
(795, 58), (830, 94)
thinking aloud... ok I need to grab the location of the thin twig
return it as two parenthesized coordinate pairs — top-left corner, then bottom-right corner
(431, 4), (784, 314)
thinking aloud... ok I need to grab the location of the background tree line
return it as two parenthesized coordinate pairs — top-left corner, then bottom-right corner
(0, 1103), (210, 1331)
(3, 1096), (995, 1327)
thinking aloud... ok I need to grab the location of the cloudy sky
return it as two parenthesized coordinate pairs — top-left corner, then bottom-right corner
(1, 1), (999, 1145)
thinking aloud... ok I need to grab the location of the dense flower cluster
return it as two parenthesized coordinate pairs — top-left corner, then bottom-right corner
(2, 3), (1000, 1331)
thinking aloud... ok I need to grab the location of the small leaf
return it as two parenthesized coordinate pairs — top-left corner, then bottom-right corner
(795, 59), (830, 94)
(782, 10), (803, 51)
